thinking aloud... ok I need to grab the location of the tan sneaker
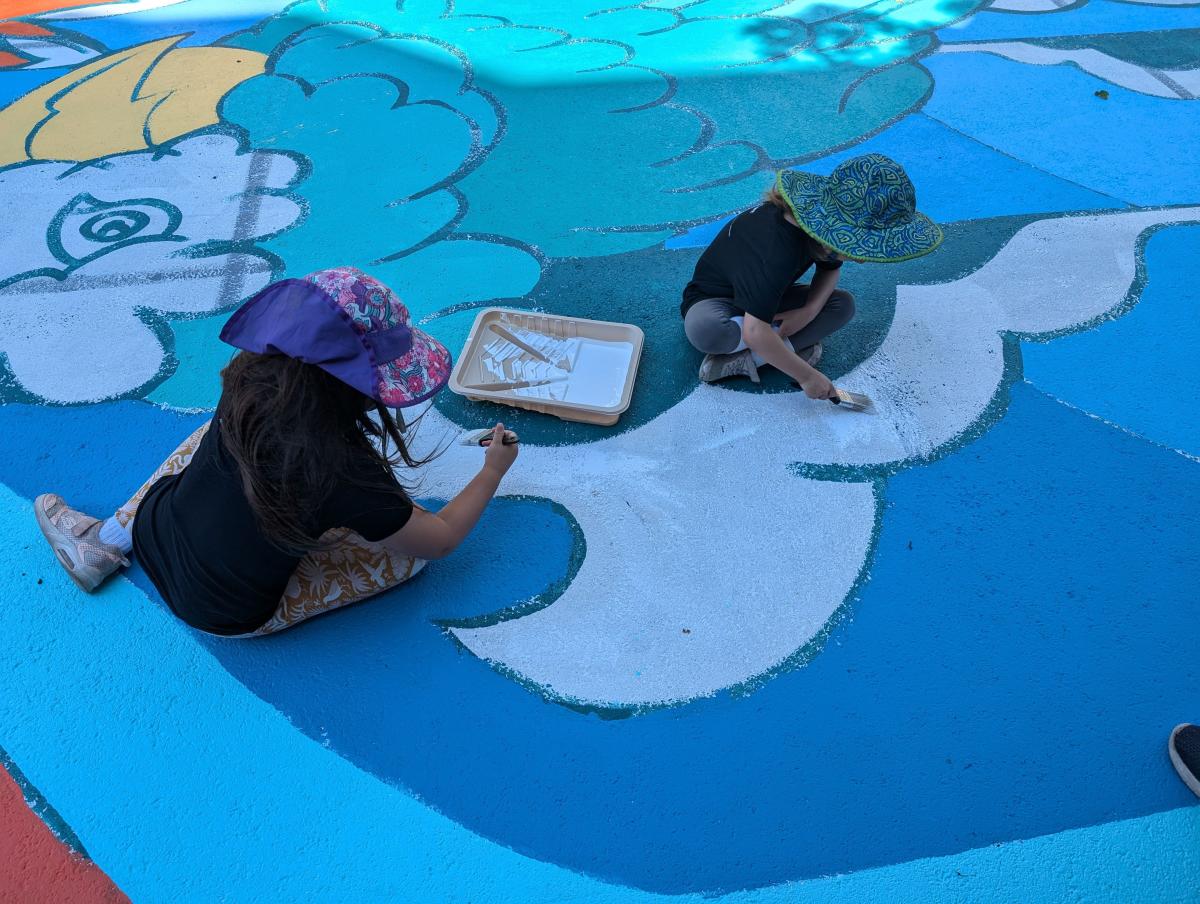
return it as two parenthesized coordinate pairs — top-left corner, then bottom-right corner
(795, 341), (823, 366)
(699, 348), (760, 384)
(33, 494), (129, 593)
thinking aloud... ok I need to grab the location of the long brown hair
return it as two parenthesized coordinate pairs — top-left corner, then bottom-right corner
(763, 182), (790, 211)
(217, 351), (425, 555)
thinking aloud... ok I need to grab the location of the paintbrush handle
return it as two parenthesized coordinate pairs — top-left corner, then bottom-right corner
(464, 378), (559, 392)
(489, 324), (552, 364)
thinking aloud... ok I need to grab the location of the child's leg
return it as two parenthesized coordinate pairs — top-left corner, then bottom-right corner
(113, 420), (212, 528)
(248, 529), (426, 636)
(683, 298), (743, 354)
(778, 286), (857, 352)
(34, 419), (213, 593)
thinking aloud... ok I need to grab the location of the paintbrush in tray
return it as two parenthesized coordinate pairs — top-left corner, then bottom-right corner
(489, 323), (573, 372)
(462, 377), (566, 392)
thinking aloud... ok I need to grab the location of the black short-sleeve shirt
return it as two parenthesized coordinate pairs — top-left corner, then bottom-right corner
(681, 203), (842, 322)
(132, 413), (414, 636)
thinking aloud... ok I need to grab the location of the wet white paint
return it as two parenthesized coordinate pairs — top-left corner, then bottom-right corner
(411, 208), (1200, 708)
(558, 340), (634, 408)
(478, 328), (634, 408)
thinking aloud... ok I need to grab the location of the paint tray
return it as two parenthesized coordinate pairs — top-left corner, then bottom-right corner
(449, 308), (644, 426)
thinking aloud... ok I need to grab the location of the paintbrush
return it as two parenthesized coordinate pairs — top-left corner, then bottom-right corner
(830, 388), (874, 411)
(463, 378), (564, 392)
(460, 428), (520, 446)
(489, 323), (573, 372)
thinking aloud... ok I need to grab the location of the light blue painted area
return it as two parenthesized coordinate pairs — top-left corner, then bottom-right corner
(2, 385), (1198, 895)
(666, 112), (1124, 248)
(144, 28), (544, 410)
(800, 114), (1126, 221)
(0, 68), (67, 108)
(1, 414), (1199, 900)
(1023, 225), (1200, 458)
(940, 0), (1200, 43)
(4, 0), (1200, 899)
(922, 53), (1200, 207)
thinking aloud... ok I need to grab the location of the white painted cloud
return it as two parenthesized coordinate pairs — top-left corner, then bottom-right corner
(0, 133), (301, 403)
(412, 207), (1200, 708)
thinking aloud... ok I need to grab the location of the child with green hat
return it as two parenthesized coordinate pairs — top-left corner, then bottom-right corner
(680, 153), (943, 398)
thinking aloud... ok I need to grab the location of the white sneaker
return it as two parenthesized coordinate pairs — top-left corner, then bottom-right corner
(33, 494), (129, 593)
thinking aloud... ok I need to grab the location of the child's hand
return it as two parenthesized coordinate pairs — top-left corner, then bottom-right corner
(801, 372), (836, 401)
(481, 423), (519, 477)
(774, 308), (812, 340)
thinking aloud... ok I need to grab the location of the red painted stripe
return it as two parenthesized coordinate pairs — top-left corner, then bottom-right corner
(0, 21), (55, 36)
(0, 764), (129, 904)
(0, 50), (31, 68)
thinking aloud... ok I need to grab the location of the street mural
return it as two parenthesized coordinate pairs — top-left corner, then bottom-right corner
(1, 0), (1198, 901)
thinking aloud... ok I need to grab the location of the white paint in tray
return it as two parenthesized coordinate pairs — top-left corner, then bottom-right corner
(479, 326), (634, 410)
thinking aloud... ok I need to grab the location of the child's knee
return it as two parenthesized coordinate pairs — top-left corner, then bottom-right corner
(684, 313), (741, 355)
(831, 289), (856, 326)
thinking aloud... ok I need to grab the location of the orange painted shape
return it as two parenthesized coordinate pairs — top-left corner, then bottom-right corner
(0, 50), (30, 68)
(0, 1), (104, 20)
(0, 763), (129, 904)
(0, 21), (56, 36)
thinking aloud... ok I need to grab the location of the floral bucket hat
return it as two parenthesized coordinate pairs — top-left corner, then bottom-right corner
(777, 154), (943, 263)
(220, 266), (452, 407)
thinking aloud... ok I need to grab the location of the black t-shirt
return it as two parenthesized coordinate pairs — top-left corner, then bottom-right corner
(681, 203), (842, 322)
(131, 412), (414, 636)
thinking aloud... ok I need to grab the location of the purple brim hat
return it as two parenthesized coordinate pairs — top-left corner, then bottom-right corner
(219, 267), (452, 407)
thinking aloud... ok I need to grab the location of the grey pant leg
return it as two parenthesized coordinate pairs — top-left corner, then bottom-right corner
(782, 288), (856, 352)
(683, 297), (742, 355)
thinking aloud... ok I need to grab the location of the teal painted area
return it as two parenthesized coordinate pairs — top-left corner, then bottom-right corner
(219, 23), (541, 308)
(229, 0), (988, 258)
(923, 53), (1200, 207)
(5, 0), (1200, 899)
(145, 314), (231, 411)
(1035, 28), (1200, 70)
(434, 215), (1042, 442)
(941, 0), (1200, 43)
(2, 478), (1198, 902)
(221, 75), (469, 272)
(1023, 224), (1200, 458)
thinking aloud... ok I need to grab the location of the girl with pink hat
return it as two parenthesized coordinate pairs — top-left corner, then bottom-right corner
(32, 267), (518, 636)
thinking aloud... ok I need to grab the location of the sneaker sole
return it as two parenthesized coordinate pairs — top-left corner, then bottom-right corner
(1169, 724), (1200, 798)
(33, 498), (99, 594)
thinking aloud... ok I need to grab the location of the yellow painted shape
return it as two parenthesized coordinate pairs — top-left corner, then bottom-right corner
(0, 36), (266, 167)
(141, 47), (266, 146)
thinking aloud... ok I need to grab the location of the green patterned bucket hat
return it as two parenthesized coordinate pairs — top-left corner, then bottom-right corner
(777, 154), (943, 263)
